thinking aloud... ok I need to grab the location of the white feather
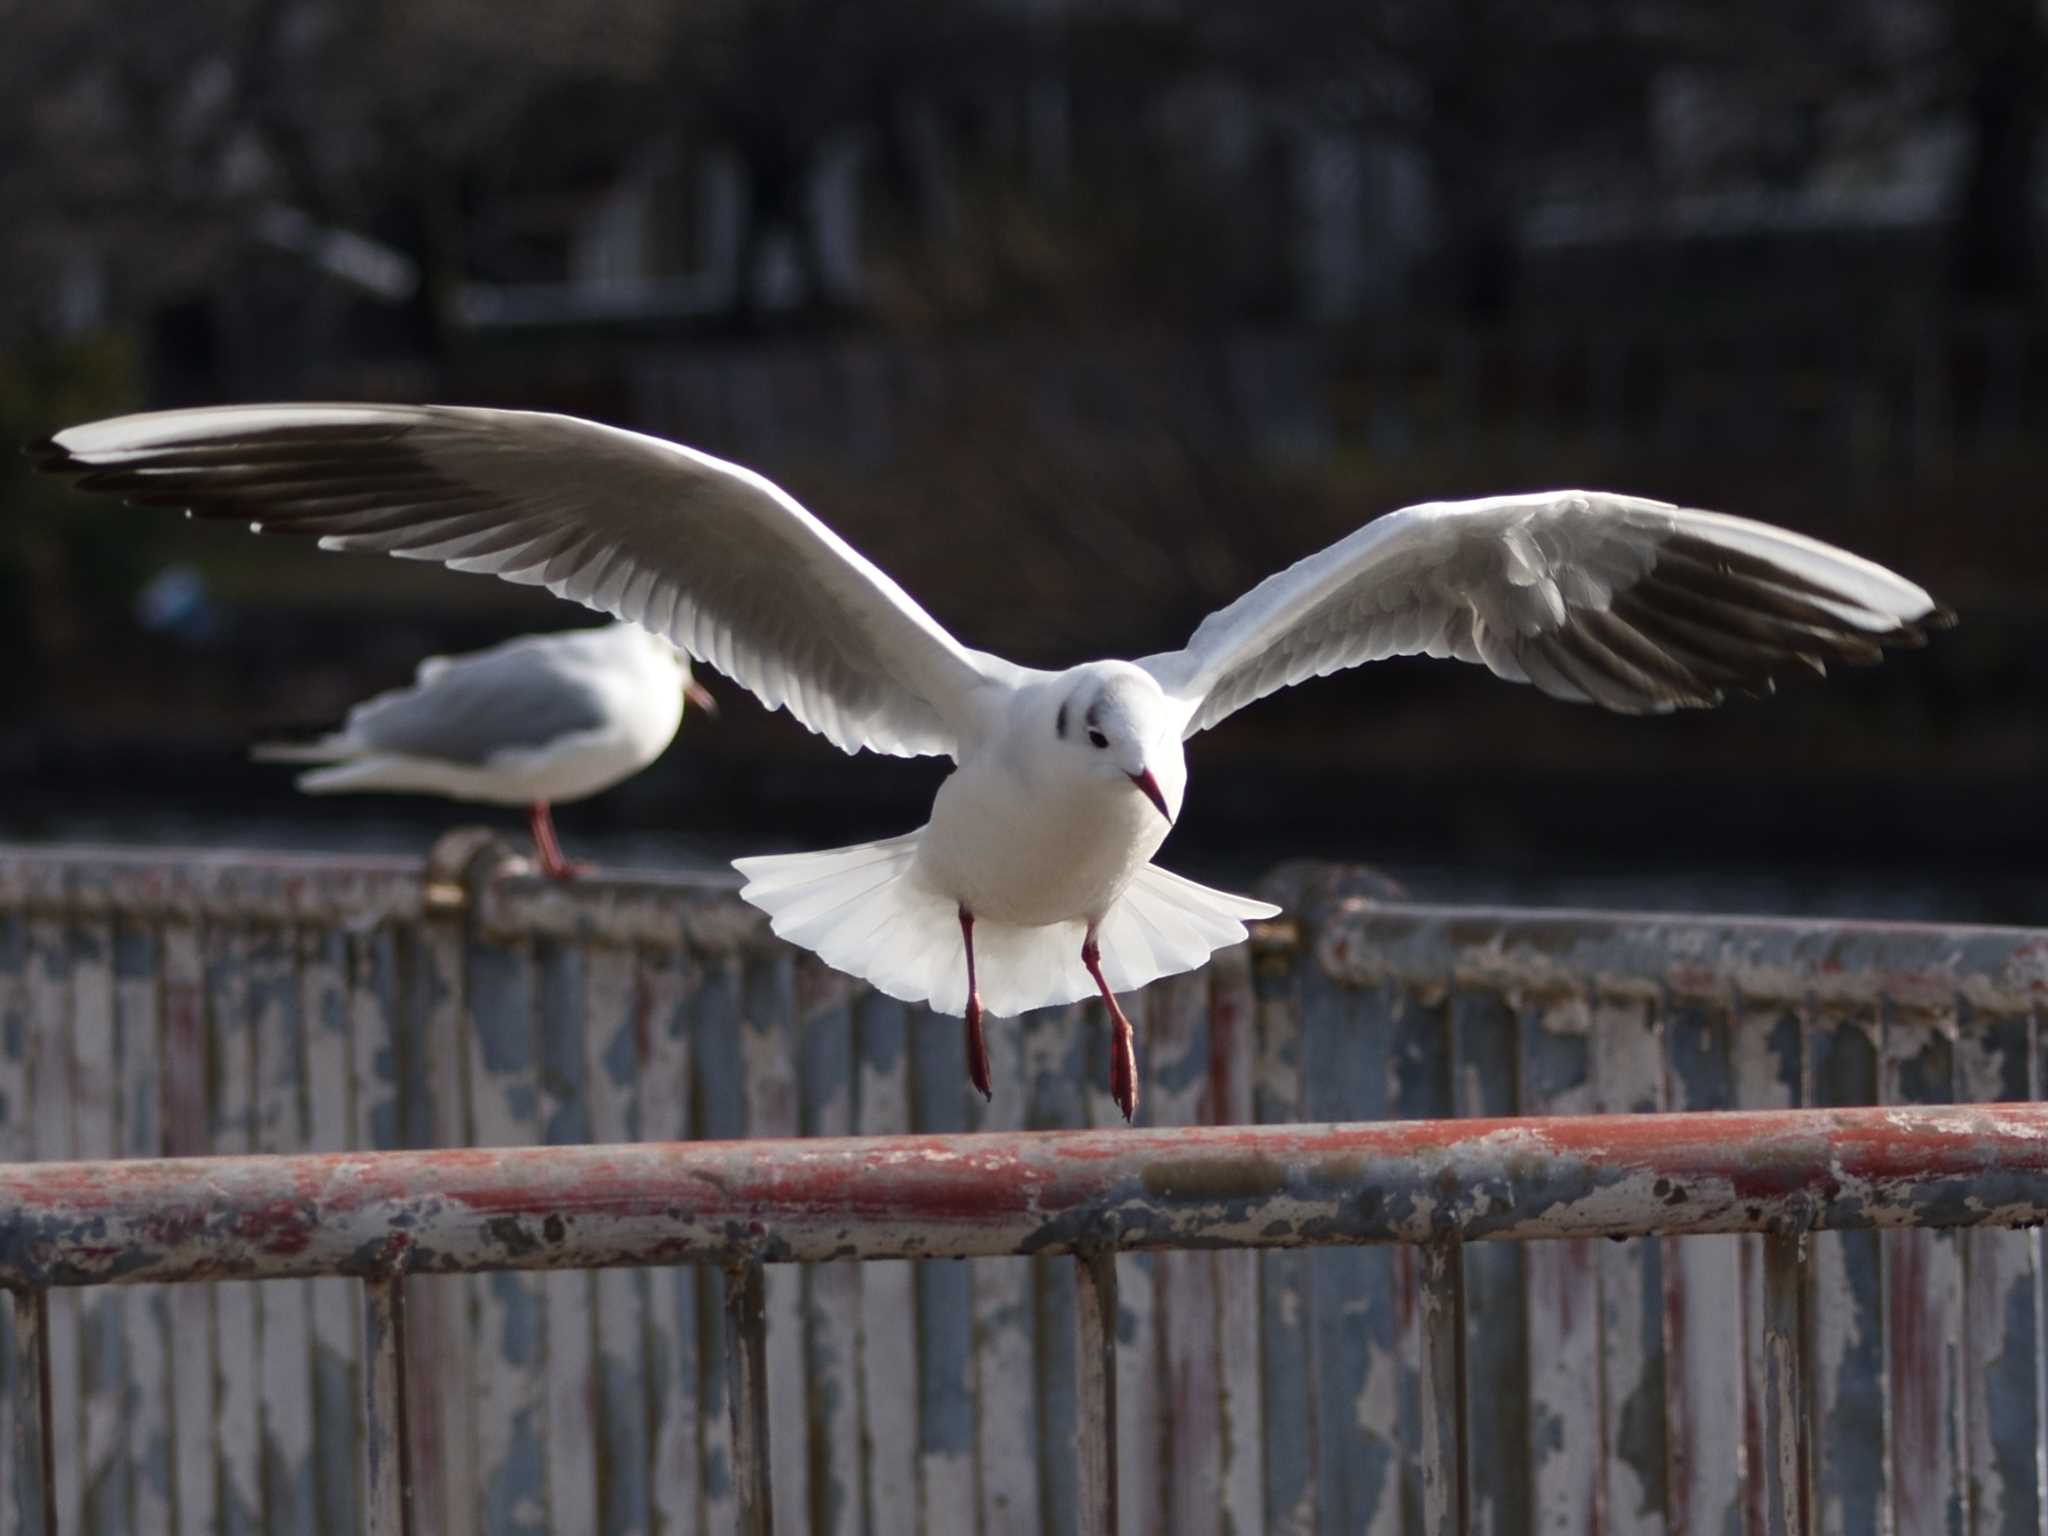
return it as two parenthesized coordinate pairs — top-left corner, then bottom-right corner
(736, 833), (1274, 1018)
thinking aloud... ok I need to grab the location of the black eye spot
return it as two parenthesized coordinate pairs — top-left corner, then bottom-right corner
(1055, 700), (1070, 739)
(1088, 729), (1108, 749)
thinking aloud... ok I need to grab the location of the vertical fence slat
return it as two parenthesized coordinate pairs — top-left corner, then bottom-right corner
(1302, 965), (1398, 1534)
(1807, 1000), (1888, 1536)
(410, 915), (475, 1536)
(1762, 1232), (1811, 1536)
(639, 943), (700, 1536)
(1519, 984), (1601, 1536)
(363, 1276), (415, 1536)
(251, 922), (316, 1536)
(348, 924), (403, 1150)
(1420, 1238), (1467, 1536)
(1255, 943), (1313, 1536)
(725, 1260), (773, 1536)
(536, 939), (598, 1536)
(0, 915), (24, 1536)
(26, 913), (79, 1534)
(1205, 948), (1264, 1536)
(210, 921), (263, 1536)
(798, 961), (861, 1536)
(1075, 1251), (1120, 1536)
(1734, 990), (1804, 1536)
(161, 918), (215, 1536)
(1592, 982), (1669, 1536)
(114, 921), (172, 1536)
(300, 926), (359, 1536)
(692, 953), (745, 1535)
(741, 950), (808, 1532)
(10, 1289), (54, 1536)
(462, 933), (547, 1535)
(1026, 1001), (1088, 1536)
(1882, 1000), (1966, 1536)
(1390, 973), (1454, 1532)
(1663, 990), (1745, 1536)
(910, 1000), (975, 1533)
(350, 924), (408, 1536)
(1150, 972), (1219, 1536)
(1957, 1004), (2043, 1536)
(584, 942), (651, 1536)
(971, 990), (1042, 1536)
(855, 990), (917, 1535)
(69, 914), (123, 1536)
(1450, 984), (1529, 1535)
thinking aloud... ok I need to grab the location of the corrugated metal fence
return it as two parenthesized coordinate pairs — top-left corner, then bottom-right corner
(2, 840), (2045, 1534)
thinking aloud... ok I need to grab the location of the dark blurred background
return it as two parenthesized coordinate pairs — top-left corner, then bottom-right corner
(0, 0), (2040, 918)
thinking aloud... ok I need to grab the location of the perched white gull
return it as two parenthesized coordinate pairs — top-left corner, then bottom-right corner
(33, 404), (1951, 1118)
(252, 620), (715, 878)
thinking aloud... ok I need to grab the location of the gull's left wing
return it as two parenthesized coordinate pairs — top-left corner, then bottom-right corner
(1138, 491), (1950, 737)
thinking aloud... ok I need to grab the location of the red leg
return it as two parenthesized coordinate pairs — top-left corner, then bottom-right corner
(960, 907), (991, 1101)
(1081, 928), (1138, 1122)
(527, 801), (588, 881)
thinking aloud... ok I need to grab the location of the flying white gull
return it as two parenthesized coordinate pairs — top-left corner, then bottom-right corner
(253, 620), (715, 879)
(32, 404), (1951, 1118)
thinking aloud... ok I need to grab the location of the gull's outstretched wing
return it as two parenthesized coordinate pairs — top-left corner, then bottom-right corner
(1139, 491), (1951, 737)
(36, 404), (1014, 758)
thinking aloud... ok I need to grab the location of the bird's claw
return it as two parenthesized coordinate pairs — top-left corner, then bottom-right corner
(1109, 1013), (1138, 1123)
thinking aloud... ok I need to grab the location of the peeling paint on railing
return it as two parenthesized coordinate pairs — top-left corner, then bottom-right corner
(4, 839), (2046, 1536)
(7, 1105), (2044, 1286)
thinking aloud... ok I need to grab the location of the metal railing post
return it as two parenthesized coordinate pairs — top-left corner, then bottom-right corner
(725, 1258), (773, 1536)
(362, 1275), (416, 1536)
(1075, 1249), (1120, 1536)
(1419, 1237), (1469, 1536)
(9, 1289), (54, 1536)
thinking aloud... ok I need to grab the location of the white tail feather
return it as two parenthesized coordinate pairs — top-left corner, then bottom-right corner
(735, 832), (1278, 1017)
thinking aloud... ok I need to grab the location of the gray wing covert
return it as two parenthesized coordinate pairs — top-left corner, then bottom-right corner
(348, 644), (613, 766)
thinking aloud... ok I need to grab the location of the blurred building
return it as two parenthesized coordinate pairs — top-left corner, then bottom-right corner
(1, 0), (2040, 900)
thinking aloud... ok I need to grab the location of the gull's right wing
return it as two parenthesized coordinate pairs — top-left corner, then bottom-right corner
(37, 404), (1021, 759)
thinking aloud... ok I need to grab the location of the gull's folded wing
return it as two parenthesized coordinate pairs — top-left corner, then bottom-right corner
(335, 627), (629, 767)
(1139, 490), (1951, 737)
(36, 404), (1013, 758)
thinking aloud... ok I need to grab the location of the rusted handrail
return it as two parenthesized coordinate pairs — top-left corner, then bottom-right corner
(3, 1105), (2045, 1290)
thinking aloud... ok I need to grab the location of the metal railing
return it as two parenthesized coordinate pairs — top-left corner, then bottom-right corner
(2, 840), (2046, 1535)
(7, 1107), (2048, 1536)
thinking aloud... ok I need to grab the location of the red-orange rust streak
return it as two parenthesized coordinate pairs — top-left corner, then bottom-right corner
(3, 1105), (2047, 1290)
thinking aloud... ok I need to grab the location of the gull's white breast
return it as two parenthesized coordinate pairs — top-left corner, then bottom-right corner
(913, 749), (1171, 927)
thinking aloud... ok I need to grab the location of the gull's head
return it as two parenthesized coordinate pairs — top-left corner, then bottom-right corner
(1052, 664), (1185, 823)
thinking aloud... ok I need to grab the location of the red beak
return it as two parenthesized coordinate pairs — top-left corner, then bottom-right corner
(1128, 768), (1170, 822)
(685, 678), (718, 716)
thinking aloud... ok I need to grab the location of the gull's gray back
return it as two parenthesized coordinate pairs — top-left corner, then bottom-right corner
(349, 627), (629, 765)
